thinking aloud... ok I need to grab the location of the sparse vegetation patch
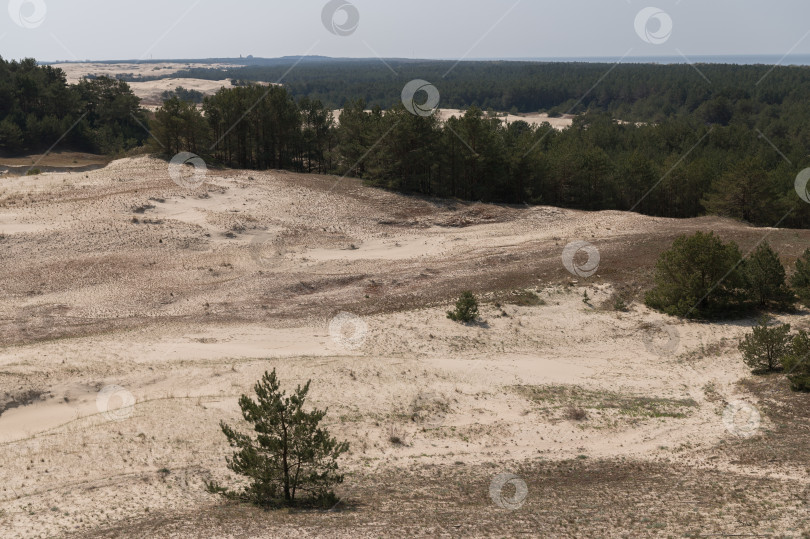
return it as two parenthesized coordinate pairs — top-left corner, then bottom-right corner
(514, 385), (698, 421)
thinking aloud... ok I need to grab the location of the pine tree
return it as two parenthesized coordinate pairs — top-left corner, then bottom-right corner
(447, 291), (480, 323)
(701, 160), (779, 224)
(0, 117), (25, 152)
(644, 232), (746, 318)
(743, 242), (794, 310)
(783, 330), (810, 391)
(207, 369), (348, 508)
(739, 316), (791, 373)
(790, 249), (810, 307)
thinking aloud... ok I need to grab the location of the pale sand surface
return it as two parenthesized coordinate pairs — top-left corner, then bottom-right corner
(1, 157), (809, 536)
(51, 62), (241, 85)
(437, 109), (575, 130)
(125, 78), (234, 107)
(51, 62), (238, 110)
(332, 109), (574, 130)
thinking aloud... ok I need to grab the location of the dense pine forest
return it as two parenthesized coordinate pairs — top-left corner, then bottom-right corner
(153, 58), (810, 121)
(0, 58), (148, 154)
(3, 56), (810, 228)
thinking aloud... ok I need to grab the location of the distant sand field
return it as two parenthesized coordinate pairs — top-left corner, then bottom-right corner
(438, 108), (575, 129)
(332, 109), (574, 130)
(51, 63), (239, 110)
(1, 157), (809, 537)
(51, 62), (241, 84)
(125, 78), (235, 108)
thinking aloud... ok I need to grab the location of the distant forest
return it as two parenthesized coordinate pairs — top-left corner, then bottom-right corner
(4, 56), (810, 228)
(158, 58), (810, 121)
(0, 58), (148, 154)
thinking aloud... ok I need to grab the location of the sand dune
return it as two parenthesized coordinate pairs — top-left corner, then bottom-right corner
(1, 157), (809, 537)
(51, 62), (242, 85)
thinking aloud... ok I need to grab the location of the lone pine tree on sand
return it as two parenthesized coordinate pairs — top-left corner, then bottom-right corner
(207, 369), (349, 508)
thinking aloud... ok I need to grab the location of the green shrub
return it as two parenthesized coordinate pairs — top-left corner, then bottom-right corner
(783, 330), (810, 391)
(26, 168), (41, 176)
(447, 291), (479, 323)
(599, 291), (630, 312)
(645, 232), (746, 318)
(206, 369), (348, 508)
(613, 296), (629, 312)
(738, 315), (791, 374)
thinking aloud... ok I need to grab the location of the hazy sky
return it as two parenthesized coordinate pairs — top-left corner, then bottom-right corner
(2, 0), (809, 62)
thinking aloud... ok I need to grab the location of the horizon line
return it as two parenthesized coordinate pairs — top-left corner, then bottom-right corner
(33, 53), (810, 66)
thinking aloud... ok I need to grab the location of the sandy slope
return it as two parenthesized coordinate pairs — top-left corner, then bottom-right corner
(1, 157), (810, 537)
